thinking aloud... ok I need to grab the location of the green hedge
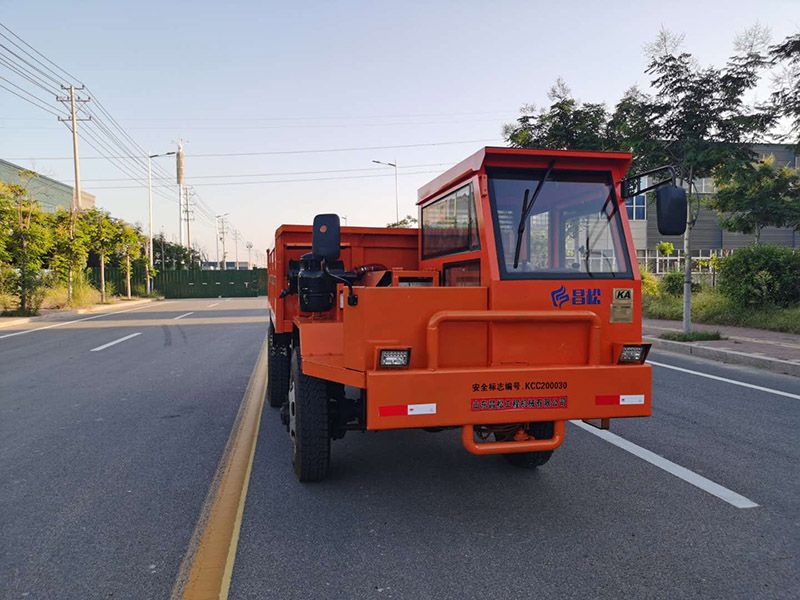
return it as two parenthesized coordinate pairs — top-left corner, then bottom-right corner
(718, 245), (800, 308)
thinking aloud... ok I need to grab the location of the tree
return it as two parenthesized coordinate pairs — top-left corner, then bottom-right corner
(115, 223), (144, 299)
(386, 215), (418, 228)
(0, 181), (15, 266)
(712, 156), (800, 241)
(3, 183), (52, 314)
(770, 32), (800, 146)
(631, 27), (776, 333)
(504, 79), (610, 150)
(83, 208), (119, 303)
(152, 233), (198, 270)
(50, 208), (90, 301)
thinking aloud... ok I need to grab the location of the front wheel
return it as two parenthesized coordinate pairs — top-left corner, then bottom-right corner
(498, 422), (555, 469)
(288, 348), (330, 482)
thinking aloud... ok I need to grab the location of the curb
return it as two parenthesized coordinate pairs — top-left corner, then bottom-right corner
(645, 335), (800, 377)
(0, 298), (156, 329)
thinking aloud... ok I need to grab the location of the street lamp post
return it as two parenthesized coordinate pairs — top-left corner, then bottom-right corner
(147, 151), (176, 293)
(372, 159), (399, 224)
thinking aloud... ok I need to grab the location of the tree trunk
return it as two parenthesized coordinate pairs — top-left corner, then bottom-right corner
(20, 237), (27, 313)
(682, 177), (694, 335)
(126, 254), (131, 299)
(100, 253), (106, 303)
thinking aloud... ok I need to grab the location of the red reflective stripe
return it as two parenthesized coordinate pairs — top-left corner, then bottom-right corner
(595, 395), (619, 405)
(378, 404), (407, 417)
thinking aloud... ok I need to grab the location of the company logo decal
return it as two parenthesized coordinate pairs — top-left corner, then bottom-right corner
(551, 287), (601, 308)
(551, 286), (569, 308)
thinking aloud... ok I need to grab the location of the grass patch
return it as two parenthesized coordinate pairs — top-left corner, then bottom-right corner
(643, 288), (800, 335)
(660, 330), (723, 342)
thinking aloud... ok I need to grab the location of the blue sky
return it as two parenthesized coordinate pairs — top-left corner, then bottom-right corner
(1, 0), (797, 263)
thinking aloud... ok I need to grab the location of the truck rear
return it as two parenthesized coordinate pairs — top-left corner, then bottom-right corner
(267, 147), (686, 481)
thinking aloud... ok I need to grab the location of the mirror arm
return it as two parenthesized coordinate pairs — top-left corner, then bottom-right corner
(620, 165), (677, 198)
(324, 264), (358, 306)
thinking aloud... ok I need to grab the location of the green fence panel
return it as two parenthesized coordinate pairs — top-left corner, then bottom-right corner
(86, 265), (148, 296)
(153, 269), (263, 298)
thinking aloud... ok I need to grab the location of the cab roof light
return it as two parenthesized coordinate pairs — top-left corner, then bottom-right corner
(618, 344), (651, 364)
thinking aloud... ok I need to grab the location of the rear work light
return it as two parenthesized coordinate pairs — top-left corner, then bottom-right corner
(618, 344), (651, 364)
(379, 348), (411, 369)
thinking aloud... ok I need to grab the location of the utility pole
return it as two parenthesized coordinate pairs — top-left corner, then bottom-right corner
(246, 241), (253, 270)
(176, 141), (185, 246)
(372, 159), (399, 224)
(147, 151), (176, 290)
(232, 229), (241, 270)
(217, 215), (229, 270)
(215, 218), (221, 270)
(184, 187), (193, 257)
(57, 85), (90, 302)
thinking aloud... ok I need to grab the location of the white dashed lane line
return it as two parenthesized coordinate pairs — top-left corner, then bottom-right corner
(89, 332), (142, 352)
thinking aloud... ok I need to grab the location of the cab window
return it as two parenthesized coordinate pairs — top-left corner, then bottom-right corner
(421, 183), (480, 259)
(488, 169), (631, 279)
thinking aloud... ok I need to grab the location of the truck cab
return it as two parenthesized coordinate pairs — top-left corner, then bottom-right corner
(267, 146), (686, 481)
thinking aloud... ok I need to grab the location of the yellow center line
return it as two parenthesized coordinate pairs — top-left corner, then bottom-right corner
(171, 339), (268, 599)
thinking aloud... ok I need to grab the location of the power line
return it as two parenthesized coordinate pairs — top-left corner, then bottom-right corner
(0, 79), (63, 116)
(5, 138), (502, 161)
(86, 168), (444, 189)
(79, 162), (453, 182)
(0, 22), (83, 85)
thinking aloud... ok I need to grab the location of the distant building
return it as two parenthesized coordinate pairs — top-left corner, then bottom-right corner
(626, 143), (799, 254)
(0, 158), (95, 212)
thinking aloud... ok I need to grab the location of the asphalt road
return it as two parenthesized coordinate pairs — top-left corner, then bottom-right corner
(230, 352), (800, 600)
(0, 298), (267, 599)
(2, 301), (799, 599)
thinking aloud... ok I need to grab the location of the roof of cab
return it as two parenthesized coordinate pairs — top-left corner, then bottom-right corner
(417, 146), (633, 205)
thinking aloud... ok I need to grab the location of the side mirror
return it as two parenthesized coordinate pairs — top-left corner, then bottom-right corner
(312, 213), (341, 261)
(656, 185), (687, 236)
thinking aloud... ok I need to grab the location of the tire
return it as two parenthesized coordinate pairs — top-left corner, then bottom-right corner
(499, 422), (555, 469)
(267, 322), (290, 408)
(288, 348), (330, 482)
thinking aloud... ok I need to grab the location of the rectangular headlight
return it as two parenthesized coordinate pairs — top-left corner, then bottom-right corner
(618, 344), (651, 364)
(379, 348), (411, 368)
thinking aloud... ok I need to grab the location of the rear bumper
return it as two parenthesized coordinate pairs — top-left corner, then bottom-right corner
(365, 364), (651, 430)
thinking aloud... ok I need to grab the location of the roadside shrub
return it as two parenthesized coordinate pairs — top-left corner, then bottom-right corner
(641, 270), (659, 297)
(718, 245), (800, 308)
(71, 273), (101, 307)
(660, 271), (684, 296)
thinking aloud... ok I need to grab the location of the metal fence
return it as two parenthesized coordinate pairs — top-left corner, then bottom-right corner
(86, 267), (267, 298)
(636, 249), (728, 276)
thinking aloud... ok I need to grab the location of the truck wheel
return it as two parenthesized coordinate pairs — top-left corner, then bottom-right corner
(288, 348), (330, 482)
(499, 422), (554, 469)
(267, 323), (290, 408)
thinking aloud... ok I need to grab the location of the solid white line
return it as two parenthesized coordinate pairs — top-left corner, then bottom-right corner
(207, 302), (221, 308)
(0, 304), (158, 340)
(89, 332), (142, 352)
(173, 312), (194, 320)
(648, 360), (800, 400)
(570, 420), (759, 509)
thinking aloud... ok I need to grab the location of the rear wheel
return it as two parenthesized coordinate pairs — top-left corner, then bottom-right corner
(498, 422), (555, 469)
(267, 322), (290, 408)
(288, 348), (330, 482)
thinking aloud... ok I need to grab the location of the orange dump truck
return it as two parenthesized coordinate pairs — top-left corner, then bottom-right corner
(267, 147), (686, 481)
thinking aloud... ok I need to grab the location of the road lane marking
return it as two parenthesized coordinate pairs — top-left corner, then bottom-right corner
(89, 332), (142, 352)
(0, 303), (158, 340)
(173, 312), (194, 320)
(649, 360), (800, 400)
(570, 420), (759, 509)
(171, 340), (267, 599)
(207, 302), (221, 308)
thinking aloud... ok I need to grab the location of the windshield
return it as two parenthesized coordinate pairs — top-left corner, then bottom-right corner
(488, 169), (632, 279)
